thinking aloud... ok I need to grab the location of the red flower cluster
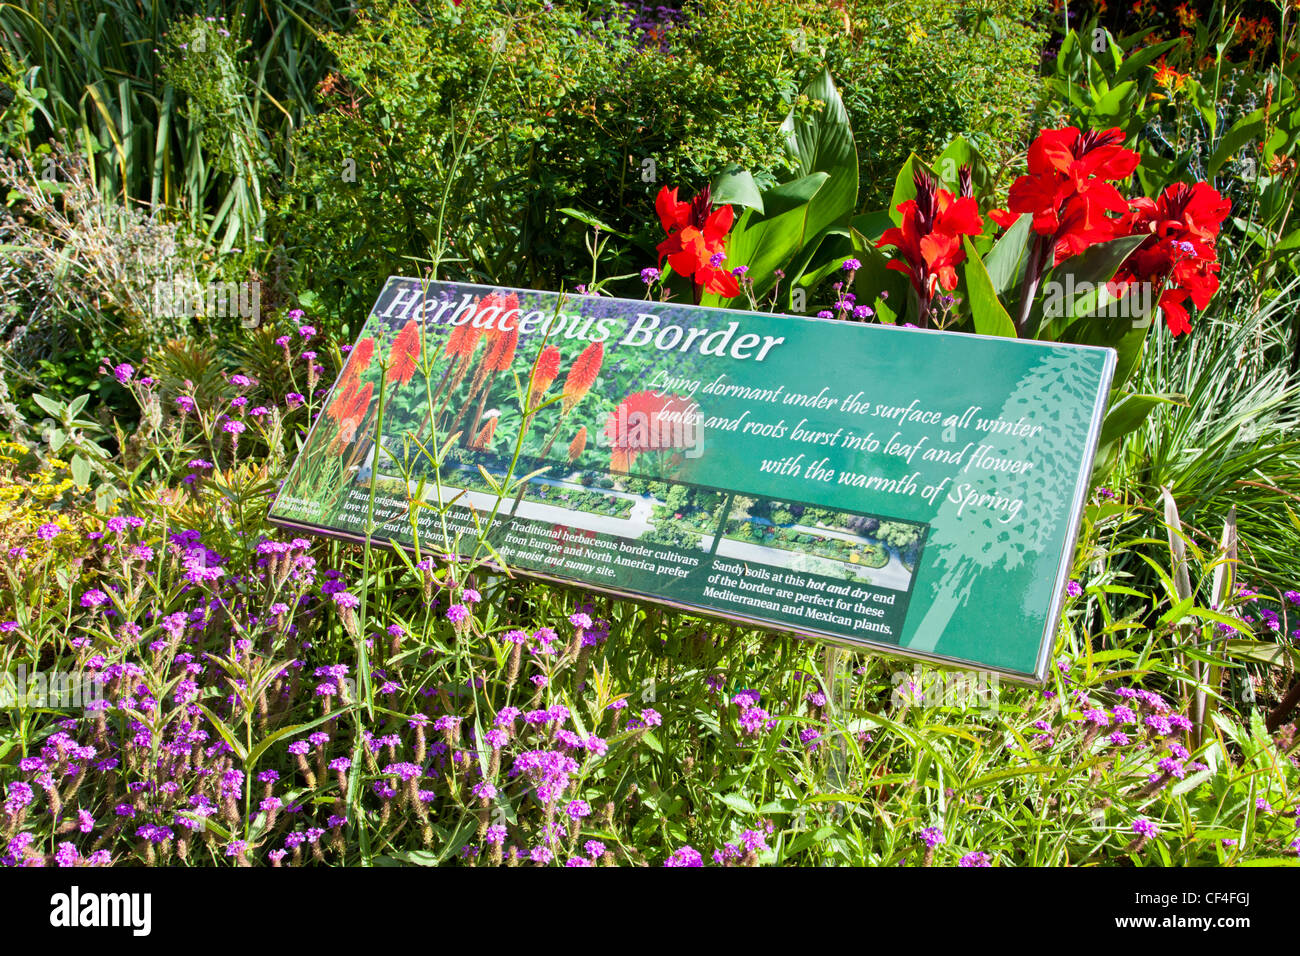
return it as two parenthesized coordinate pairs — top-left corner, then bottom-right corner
(529, 344), (562, 409)
(656, 185), (741, 298)
(562, 341), (604, 415)
(603, 390), (695, 473)
(387, 320), (422, 387)
(877, 169), (984, 300)
(990, 126), (1140, 267)
(339, 336), (375, 393)
(326, 379), (374, 451)
(1111, 181), (1231, 335)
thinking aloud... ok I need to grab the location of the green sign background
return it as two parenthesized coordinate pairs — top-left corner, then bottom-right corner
(270, 278), (1114, 682)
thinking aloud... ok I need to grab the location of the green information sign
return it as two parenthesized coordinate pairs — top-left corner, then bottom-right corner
(270, 278), (1114, 682)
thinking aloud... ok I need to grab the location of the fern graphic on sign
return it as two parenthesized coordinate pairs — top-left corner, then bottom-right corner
(906, 349), (1099, 662)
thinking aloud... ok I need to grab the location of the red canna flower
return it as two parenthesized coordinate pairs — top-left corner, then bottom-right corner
(387, 320), (421, 387)
(986, 126), (1142, 333)
(1111, 181), (1230, 335)
(876, 169), (984, 322)
(568, 426), (587, 463)
(655, 184), (742, 298)
(989, 126), (1139, 267)
(603, 390), (695, 473)
(561, 341), (603, 415)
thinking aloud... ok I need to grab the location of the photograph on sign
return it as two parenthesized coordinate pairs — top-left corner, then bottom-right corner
(270, 278), (1114, 681)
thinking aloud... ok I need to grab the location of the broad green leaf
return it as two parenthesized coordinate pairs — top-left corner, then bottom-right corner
(1056, 30), (1082, 80)
(1090, 80), (1137, 124)
(718, 174), (829, 302)
(1114, 37), (1181, 84)
(719, 793), (758, 815)
(1050, 234), (1148, 290)
(711, 168), (764, 214)
(1207, 108), (1265, 176)
(1033, 234), (1148, 338)
(1098, 392), (1182, 448)
(70, 454), (91, 489)
(851, 210), (892, 243)
(962, 237), (1016, 337)
(982, 212), (1032, 297)
(934, 135), (989, 198)
(781, 68), (858, 241)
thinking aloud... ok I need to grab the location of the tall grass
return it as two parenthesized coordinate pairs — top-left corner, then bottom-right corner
(0, 0), (349, 253)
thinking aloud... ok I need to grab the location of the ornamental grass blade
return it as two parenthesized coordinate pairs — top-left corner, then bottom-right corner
(1160, 486), (1199, 722)
(1201, 507), (1238, 736)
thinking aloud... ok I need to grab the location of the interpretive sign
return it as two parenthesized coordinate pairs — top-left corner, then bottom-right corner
(270, 278), (1114, 682)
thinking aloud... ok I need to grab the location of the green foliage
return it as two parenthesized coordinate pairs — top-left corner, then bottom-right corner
(282, 0), (830, 327)
(827, 0), (1048, 208)
(0, 0), (345, 254)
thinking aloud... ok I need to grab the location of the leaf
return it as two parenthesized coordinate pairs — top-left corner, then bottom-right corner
(1098, 392), (1181, 448)
(711, 168), (764, 214)
(962, 237), (1016, 337)
(1160, 486), (1193, 604)
(1210, 507), (1238, 612)
(1050, 234), (1149, 290)
(556, 207), (630, 239)
(70, 454), (91, 489)
(851, 210), (893, 243)
(1090, 80), (1138, 124)
(1169, 767), (1214, 796)
(887, 153), (938, 227)
(1207, 108), (1265, 176)
(385, 849), (443, 866)
(982, 212), (1033, 297)
(195, 703), (248, 762)
(1114, 37), (1182, 84)
(1158, 594), (1196, 627)
(1056, 29), (1083, 80)
(1033, 234), (1149, 338)
(246, 708), (349, 769)
(719, 793), (758, 815)
(781, 68), (858, 241)
(934, 136), (989, 198)
(849, 231), (910, 314)
(720, 174), (828, 301)
(960, 764), (1054, 789)
(1224, 640), (1300, 669)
